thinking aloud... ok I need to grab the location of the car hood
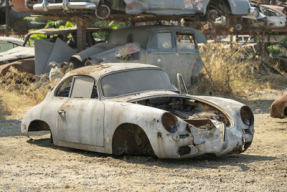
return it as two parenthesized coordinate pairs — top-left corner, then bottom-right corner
(103, 90), (188, 102)
(0, 47), (35, 62)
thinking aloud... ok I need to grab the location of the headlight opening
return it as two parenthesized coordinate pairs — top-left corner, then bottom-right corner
(161, 112), (178, 133)
(240, 106), (254, 126)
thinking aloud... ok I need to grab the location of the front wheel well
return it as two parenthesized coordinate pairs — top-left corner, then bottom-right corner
(112, 123), (155, 156)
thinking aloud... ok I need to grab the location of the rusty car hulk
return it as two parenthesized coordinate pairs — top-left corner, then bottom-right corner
(11, 0), (254, 22)
(0, 27), (112, 64)
(21, 63), (255, 159)
(70, 25), (207, 86)
(270, 90), (287, 119)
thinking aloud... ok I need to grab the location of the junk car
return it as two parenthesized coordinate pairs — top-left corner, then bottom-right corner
(0, 36), (24, 53)
(214, 3), (287, 31)
(0, 0), (45, 32)
(270, 91), (287, 119)
(21, 63), (255, 159)
(0, 27), (112, 64)
(70, 25), (207, 86)
(11, 0), (253, 22)
(0, 27), (112, 77)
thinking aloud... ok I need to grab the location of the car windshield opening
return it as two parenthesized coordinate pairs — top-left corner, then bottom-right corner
(101, 69), (178, 97)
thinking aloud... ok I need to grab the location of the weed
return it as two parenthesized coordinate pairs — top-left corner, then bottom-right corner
(0, 67), (50, 103)
(189, 43), (287, 96)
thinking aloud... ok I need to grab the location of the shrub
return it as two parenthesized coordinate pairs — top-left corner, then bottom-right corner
(189, 43), (287, 96)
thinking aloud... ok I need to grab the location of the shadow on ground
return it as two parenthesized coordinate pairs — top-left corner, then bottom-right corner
(27, 137), (276, 172)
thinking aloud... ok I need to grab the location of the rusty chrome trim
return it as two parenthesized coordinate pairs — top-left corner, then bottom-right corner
(177, 73), (188, 95)
(33, 0), (97, 11)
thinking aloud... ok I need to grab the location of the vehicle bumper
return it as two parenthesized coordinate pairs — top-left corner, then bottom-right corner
(155, 121), (254, 159)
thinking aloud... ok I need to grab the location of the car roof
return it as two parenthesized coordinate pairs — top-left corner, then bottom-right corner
(0, 37), (24, 45)
(26, 27), (113, 36)
(66, 63), (160, 81)
(109, 25), (207, 44)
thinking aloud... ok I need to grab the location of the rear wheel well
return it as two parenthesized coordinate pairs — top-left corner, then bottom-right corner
(28, 120), (53, 143)
(112, 123), (154, 156)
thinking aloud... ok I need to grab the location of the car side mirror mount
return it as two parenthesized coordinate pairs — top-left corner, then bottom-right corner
(177, 73), (188, 95)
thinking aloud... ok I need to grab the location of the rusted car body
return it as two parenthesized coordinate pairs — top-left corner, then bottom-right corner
(270, 91), (287, 119)
(10, 0), (253, 22)
(71, 25), (207, 86)
(0, 27), (112, 64)
(215, 3), (287, 31)
(21, 63), (255, 159)
(0, 0), (45, 32)
(0, 37), (24, 53)
(0, 58), (35, 76)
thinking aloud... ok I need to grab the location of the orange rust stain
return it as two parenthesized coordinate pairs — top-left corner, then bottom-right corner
(69, 65), (112, 76)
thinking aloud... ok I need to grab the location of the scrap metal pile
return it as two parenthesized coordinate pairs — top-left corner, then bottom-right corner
(1, 0), (287, 79)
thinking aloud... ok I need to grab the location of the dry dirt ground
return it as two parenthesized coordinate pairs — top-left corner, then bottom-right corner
(1, 90), (287, 191)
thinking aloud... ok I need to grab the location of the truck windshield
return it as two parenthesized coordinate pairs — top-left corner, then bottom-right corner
(101, 69), (178, 97)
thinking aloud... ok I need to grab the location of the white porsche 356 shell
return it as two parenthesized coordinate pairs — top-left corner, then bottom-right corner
(21, 63), (255, 159)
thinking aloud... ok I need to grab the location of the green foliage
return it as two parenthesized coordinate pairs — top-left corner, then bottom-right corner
(23, 18), (124, 46)
(87, 21), (126, 41)
(87, 21), (126, 29)
(267, 45), (281, 56)
(24, 17), (76, 29)
(281, 35), (287, 48)
(24, 17), (76, 46)
(23, 17), (50, 23)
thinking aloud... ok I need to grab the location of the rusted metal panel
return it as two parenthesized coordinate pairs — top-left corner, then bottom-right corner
(43, 38), (76, 74)
(0, 58), (35, 75)
(58, 99), (105, 146)
(34, 39), (54, 77)
(10, 0), (35, 12)
(76, 17), (87, 52)
(270, 91), (287, 119)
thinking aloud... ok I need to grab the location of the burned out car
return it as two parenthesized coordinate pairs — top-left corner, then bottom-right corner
(70, 25), (207, 86)
(21, 63), (254, 159)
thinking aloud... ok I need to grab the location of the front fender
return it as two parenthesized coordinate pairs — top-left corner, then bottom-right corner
(103, 101), (193, 158)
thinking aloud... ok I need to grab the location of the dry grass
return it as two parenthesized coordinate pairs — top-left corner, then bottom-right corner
(0, 89), (38, 119)
(189, 43), (287, 96)
(0, 67), (51, 119)
(0, 67), (50, 103)
(1, 44), (287, 118)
